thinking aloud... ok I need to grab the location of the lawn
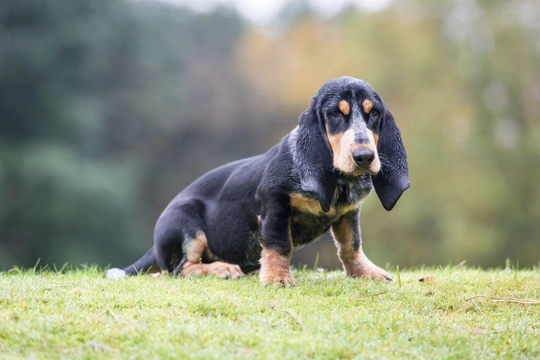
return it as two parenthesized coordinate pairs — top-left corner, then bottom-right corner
(1, 265), (539, 359)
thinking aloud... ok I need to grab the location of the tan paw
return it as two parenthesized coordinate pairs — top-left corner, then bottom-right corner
(181, 261), (245, 279)
(342, 255), (394, 281)
(358, 265), (394, 281)
(260, 272), (298, 287)
(259, 247), (297, 286)
(206, 262), (245, 280)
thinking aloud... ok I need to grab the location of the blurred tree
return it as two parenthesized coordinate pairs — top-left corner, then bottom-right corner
(0, 0), (250, 269)
(0, 0), (150, 268)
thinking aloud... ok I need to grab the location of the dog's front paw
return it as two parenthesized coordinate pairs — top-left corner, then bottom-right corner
(260, 271), (298, 287)
(359, 265), (394, 281)
(343, 254), (394, 281)
(357, 255), (394, 281)
(259, 248), (297, 286)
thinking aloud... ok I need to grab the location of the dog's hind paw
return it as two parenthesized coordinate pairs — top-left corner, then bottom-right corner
(104, 268), (127, 279)
(181, 261), (246, 280)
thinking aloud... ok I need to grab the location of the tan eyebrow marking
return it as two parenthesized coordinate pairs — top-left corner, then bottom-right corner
(362, 99), (373, 113)
(338, 100), (350, 116)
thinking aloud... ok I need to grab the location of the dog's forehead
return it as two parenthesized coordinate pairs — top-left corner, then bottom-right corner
(317, 77), (375, 103)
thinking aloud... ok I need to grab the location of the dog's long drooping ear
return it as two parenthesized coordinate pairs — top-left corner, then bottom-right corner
(296, 99), (339, 212)
(372, 108), (410, 211)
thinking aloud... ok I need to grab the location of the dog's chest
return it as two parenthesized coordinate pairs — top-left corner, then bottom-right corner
(289, 181), (371, 246)
(289, 210), (340, 246)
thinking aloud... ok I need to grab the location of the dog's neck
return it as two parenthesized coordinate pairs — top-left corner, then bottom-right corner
(288, 126), (370, 184)
(288, 126), (372, 211)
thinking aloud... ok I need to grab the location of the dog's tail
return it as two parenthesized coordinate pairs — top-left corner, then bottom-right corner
(105, 247), (157, 279)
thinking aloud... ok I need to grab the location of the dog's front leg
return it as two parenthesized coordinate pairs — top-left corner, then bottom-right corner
(258, 193), (297, 286)
(331, 209), (393, 281)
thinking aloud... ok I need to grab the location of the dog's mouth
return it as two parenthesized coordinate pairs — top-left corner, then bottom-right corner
(333, 153), (381, 177)
(352, 165), (380, 177)
(336, 161), (380, 177)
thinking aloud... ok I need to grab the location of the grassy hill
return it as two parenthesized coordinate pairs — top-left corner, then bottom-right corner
(1, 266), (538, 359)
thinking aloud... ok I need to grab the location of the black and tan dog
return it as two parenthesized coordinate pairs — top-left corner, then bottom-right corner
(105, 76), (409, 285)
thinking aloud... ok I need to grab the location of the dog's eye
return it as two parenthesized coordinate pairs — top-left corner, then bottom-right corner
(329, 110), (342, 118)
(367, 109), (381, 129)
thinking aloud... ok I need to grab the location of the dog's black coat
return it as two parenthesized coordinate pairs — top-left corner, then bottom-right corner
(108, 77), (409, 280)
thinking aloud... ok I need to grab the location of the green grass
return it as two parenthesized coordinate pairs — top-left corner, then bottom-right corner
(1, 266), (539, 359)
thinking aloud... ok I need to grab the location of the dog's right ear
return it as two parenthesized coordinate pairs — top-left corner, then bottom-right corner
(372, 108), (410, 211)
(295, 98), (338, 212)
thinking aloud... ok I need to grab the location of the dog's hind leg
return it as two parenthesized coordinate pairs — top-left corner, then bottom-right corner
(153, 200), (204, 274)
(106, 200), (203, 279)
(154, 199), (245, 280)
(177, 230), (245, 279)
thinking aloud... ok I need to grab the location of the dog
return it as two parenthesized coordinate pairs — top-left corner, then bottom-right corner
(105, 76), (409, 285)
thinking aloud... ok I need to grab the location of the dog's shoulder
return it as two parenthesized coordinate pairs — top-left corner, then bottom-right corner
(256, 130), (301, 189)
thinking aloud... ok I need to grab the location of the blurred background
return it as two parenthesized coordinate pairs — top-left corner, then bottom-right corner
(1, 0), (539, 271)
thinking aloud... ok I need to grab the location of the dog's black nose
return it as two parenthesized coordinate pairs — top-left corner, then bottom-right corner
(352, 148), (374, 167)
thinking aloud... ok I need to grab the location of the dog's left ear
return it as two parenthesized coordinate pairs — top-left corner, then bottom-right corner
(296, 100), (339, 212)
(372, 108), (410, 211)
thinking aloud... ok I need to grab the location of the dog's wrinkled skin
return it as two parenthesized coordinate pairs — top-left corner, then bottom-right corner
(105, 77), (409, 286)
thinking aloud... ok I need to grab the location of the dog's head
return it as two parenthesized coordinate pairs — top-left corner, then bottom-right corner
(297, 76), (409, 211)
